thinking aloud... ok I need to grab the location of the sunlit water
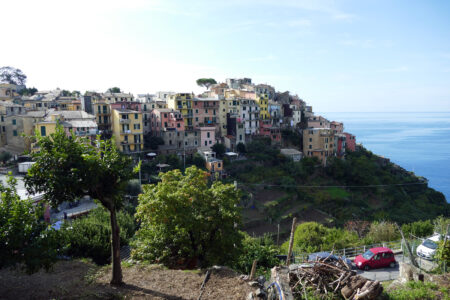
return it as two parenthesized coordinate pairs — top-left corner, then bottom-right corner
(320, 112), (450, 202)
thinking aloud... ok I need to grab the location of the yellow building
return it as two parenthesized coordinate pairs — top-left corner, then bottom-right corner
(167, 93), (194, 130)
(303, 128), (335, 166)
(93, 99), (111, 132)
(218, 93), (241, 137)
(111, 108), (143, 153)
(255, 93), (269, 120)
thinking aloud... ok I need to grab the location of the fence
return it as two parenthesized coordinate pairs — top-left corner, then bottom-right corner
(293, 239), (403, 262)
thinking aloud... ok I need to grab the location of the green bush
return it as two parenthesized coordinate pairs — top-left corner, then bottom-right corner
(363, 221), (400, 244)
(61, 207), (135, 265)
(0, 176), (61, 273)
(233, 233), (280, 276)
(281, 222), (358, 254)
(401, 220), (434, 238)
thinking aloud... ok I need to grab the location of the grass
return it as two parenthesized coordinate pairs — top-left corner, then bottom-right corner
(385, 281), (449, 300)
(327, 187), (350, 199)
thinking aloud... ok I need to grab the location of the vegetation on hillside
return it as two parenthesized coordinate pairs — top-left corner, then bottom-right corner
(226, 138), (449, 227)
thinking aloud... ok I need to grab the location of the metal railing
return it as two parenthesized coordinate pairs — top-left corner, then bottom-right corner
(293, 239), (403, 262)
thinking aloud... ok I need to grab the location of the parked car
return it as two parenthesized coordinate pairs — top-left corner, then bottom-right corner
(354, 247), (396, 270)
(308, 252), (354, 268)
(416, 233), (441, 260)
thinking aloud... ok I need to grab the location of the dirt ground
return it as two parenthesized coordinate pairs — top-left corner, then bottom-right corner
(0, 260), (254, 300)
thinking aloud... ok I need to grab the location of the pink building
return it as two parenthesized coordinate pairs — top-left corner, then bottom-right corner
(259, 120), (281, 143)
(150, 108), (184, 135)
(330, 121), (344, 133)
(199, 126), (216, 149)
(307, 115), (330, 128)
(193, 98), (219, 128)
(344, 132), (356, 152)
(110, 101), (142, 112)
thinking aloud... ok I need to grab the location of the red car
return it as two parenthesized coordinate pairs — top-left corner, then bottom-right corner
(354, 247), (396, 270)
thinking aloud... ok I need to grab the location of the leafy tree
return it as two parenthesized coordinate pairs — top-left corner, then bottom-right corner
(18, 87), (38, 96)
(144, 134), (164, 150)
(24, 125), (137, 285)
(191, 153), (206, 169)
(211, 143), (226, 158)
(236, 142), (246, 154)
(0, 66), (27, 85)
(196, 78), (217, 90)
(0, 151), (12, 165)
(0, 176), (60, 273)
(132, 166), (242, 268)
(61, 207), (135, 265)
(108, 87), (121, 93)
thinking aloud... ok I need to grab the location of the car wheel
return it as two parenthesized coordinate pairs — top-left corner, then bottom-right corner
(364, 265), (370, 271)
(390, 262), (396, 268)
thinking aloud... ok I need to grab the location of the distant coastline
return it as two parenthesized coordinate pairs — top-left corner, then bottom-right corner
(320, 111), (450, 202)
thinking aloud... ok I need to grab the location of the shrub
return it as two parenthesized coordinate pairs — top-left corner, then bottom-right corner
(281, 222), (358, 254)
(233, 233), (280, 276)
(386, 281), (443, 300)
(401, 220), (434, 238)
(363, 221), (400, 244)
(62, 207), (135, 265)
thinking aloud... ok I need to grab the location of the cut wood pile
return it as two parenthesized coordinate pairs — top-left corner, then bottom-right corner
(285, 258), (383, 300)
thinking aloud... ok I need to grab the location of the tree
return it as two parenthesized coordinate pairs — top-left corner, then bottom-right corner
(144, 134), (164, 150)
(18, 87), (38, 96)
(236, 142), (246, 154)
(0, 66), (27, 86)
(196, 78), (217, 90)
(108, 87), (121, 93)
(211, 143), (226, 158)
(132, 166), (242, 268)
(24, 125), (137, 285)
(0, 176), (60, 273)
(0, 151), (12, 165)
(191, 153), (206, 169)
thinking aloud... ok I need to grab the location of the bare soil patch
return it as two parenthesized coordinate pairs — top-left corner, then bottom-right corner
(0, 261), (253, 300)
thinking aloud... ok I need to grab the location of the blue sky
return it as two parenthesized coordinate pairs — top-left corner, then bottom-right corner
(1, 0), (449, 112)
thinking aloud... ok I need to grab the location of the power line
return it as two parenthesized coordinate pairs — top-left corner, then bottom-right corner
(235, 181), (428, 189)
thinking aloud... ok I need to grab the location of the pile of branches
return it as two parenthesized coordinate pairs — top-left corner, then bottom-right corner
(289, 258), (382, 300)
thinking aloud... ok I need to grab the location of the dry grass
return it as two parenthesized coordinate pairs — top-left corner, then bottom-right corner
(0, 260), (253, 300)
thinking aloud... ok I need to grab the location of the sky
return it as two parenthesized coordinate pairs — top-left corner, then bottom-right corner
(1, 0), (450, 112)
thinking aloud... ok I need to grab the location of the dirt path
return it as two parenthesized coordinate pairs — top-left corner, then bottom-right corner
(0, 260), (253, 300)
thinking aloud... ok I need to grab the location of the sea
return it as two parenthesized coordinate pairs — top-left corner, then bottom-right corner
(319, 112), (450, 202)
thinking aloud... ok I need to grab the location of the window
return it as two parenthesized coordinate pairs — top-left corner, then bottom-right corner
(2, 126), (5, 132)
(204, 141), (207, 146)
(218, 163), (221, 168)
(12, 119), (16, 125)
(135, 113), (139, 119)
(177, 123), (180, 128)
(195, 109), (198, 113)
(40, 126), (46, 136)
(195, 141), (198, 145)
(209, 140), (212, 144)
(164, 122), (168, 127)
(185, 132), (187, 137)
(309, 138), (312, 142)
(185, 141), (188, 146)
(134, 124), (141, 130)
(144, 105), (147, 111)
(207, 132), (210, 138)
(309, 145), (312, 149)
(177, 132), (180, 137)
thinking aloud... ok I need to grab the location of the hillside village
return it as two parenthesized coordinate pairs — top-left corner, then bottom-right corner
(0, 77), (356, 172)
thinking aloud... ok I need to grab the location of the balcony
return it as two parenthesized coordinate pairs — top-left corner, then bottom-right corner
(74, 129), (98, 136)
(121, 130), (132, 134)
(120, 119), (130, 124)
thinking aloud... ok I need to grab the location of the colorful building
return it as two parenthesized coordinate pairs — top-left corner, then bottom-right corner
(344, 132), (356, 152)
(256, 94), (269, 120)
(111, 108), (143, 153)
(303, 128), (335, 166)
(167, 93), (194, 130)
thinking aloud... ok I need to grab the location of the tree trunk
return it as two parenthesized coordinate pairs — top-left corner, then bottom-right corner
(109, 208), (123, 285)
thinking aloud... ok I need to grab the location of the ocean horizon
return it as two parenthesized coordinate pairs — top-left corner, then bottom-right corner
(319, 111), (450, 203)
